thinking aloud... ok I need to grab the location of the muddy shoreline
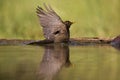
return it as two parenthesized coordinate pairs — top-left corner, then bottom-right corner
(0, 37), (112, 46)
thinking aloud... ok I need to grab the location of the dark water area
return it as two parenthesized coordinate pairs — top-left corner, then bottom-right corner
(0, 44), (120, 80)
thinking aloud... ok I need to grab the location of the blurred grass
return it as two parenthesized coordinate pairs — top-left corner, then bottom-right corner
(0, 0), (120, 40)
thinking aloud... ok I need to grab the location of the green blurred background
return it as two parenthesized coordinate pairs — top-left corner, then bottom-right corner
(0, 0), (120, 40)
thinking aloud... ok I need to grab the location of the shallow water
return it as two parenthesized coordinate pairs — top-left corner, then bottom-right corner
(0, 44), (120, 80)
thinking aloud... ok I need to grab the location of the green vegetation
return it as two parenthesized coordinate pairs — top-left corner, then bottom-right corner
(0, 0), (120, 39)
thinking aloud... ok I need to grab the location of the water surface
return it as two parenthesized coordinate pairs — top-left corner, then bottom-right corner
(0, 44), (120, 80)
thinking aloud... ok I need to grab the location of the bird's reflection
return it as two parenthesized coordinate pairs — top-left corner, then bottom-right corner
(37, 43), (71, 80)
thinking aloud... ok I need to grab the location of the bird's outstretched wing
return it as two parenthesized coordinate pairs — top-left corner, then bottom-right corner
(36, 4), (66, 40)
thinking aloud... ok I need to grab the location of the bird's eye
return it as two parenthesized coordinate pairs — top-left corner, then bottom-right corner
(53, 31), (60, 35)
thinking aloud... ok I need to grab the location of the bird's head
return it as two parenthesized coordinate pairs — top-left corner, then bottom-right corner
(64, 21), (73, 28)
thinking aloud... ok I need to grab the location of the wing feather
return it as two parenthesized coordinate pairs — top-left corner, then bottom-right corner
(36, 4), (65, 40)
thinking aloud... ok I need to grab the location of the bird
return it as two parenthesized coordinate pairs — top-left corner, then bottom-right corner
(36, 4), (73, 43)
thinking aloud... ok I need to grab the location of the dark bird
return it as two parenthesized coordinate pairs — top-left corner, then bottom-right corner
(36, 4), (73, 43)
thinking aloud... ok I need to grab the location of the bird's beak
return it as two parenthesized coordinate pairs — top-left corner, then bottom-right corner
(71, 21), (75, 24)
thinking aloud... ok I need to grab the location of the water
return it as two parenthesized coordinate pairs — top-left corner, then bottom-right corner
(0, 44), (120, 80)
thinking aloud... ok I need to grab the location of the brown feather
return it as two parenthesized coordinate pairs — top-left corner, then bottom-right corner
(36, 4), (72, 42)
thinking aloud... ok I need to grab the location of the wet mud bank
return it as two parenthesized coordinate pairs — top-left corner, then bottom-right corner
(0, 37), (112, 46)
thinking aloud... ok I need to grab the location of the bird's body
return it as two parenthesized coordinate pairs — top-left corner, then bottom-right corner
(36, 4), (73, 42)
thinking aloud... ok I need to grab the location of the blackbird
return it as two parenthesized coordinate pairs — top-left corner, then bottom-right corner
(36, 4), (73, 43)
